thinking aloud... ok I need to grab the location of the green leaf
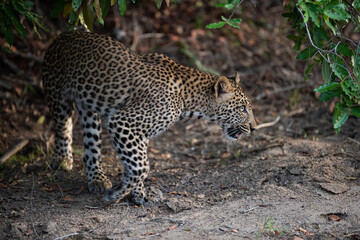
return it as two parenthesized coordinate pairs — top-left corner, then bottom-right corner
(322, 60), (331, 83)
(50, 0), (66, 17)
(221, 15), (227, 21)
(286, 35), (298, 41)
(337, 43), (353, 56)
(314, 82), (339, 92)
(335, 102), (349, 112)
(352, 48), (360, 73)
(297, 2), (309, 23)
(330, 62), (348, 80)
(223, 4), (234, 10)
(354, 0), (360, 9)
(307, 3), (321, 27)
(118, 0), (126, 15)
(293, 33), (305, 51)
(341, 79), (360, 102)
(297, 46), (317, 60)
(324, 3), (351, 21)
(325, 18), (338, 35)
(215, 3), (234, 10)
(313, 26), (329, 47)
(304, 63), (315, 80)
(94, 0), (103, 25)
(227, 21), (241, 29)
(2, 4), (27, 38)
(82, 2), (94, 30)
(229, 18), (242, 24)
(72, 0), (82, 12)
(350, 106), (360, 117)
(154, 0), (163, 9)
(333, 111), (349, 129)
(329, 54), (348, 80)
(100, 0), (111, 19)
(205, 21), (226, 29)
(318, 85), (342, 102)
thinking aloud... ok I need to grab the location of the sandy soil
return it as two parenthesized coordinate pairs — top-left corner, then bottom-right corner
(0, 1), (359, 239)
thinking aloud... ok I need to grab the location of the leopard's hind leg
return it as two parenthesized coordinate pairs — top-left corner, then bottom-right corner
(48, 97), (74, 171)
(103, 114), (151, 205)
(76, 103), (112, 193)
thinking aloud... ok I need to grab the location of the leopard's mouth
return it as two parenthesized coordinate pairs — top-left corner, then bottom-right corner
(225, 125), (251, 140)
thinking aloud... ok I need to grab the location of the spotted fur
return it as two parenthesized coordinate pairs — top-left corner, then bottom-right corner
(42, 31), (256, 204)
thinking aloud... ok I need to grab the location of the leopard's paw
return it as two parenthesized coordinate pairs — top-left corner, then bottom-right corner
(132, 187), (163, 205)
(146, 186), (163, 203)
(88, 175), (112, 194)
(51, 156), (73, 171)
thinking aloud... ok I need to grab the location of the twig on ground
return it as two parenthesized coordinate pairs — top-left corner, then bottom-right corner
(55, 183), (64, 198)
(348, 137), (360, 145)
(255, 116), (280, 130)
(220, 225), (257, 234)
(85, 202), (129, 209)
(239, 205), (259, 213)
(239, 203), (273, 214)
(0, 139), (29, 164)
(286, 128), (302, 135)
(150, 217), (184, 224)
(53, 232), (80, 240)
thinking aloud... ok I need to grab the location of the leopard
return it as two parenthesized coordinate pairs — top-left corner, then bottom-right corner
(42, 31), (257, 205)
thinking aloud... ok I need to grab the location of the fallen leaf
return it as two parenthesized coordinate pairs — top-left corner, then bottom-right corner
(0, 182), (7, 188)
(298, 227), (312, 236)
(169, 225), (177, 230)
(63, 196), (73, 201)
(293, 236), (304, 240)
(148, 148), (159, 153)
(220, 152), (231, 159)
(151, 177), (157, 181)
(37, 115), (45, 124)
(25, 229), (33, 235)
(231, 229), (238, 233)
(330, 214), (341, 221)
(38, 187), (53, 191)
(346, 177), (358, 180)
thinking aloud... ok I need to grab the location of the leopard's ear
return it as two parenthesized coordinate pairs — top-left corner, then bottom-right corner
(235, 72), (241, 85)
(214, 76), (234, 101)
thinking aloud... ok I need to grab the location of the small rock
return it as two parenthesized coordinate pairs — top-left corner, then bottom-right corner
(197, 194), (205, 199)
(166, 198), (193, 213)
(320, 182), (349, 194)
(92, 216), (103, 223)
(42, 221), (57, 234)
(166, 198), (178, 212)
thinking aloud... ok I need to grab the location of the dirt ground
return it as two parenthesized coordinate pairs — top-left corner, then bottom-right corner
(0, 1), (359, 239)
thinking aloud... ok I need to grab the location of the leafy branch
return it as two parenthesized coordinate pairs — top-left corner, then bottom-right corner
(205, 0), (243, 29)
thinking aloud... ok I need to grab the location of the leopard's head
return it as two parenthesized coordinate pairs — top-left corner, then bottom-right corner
(209, 73), (256, 141)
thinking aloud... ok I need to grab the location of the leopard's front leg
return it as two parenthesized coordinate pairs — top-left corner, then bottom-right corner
(104, 115), (151, 205)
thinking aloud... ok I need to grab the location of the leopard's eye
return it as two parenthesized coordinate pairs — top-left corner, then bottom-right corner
(240, 105), (247, 113)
